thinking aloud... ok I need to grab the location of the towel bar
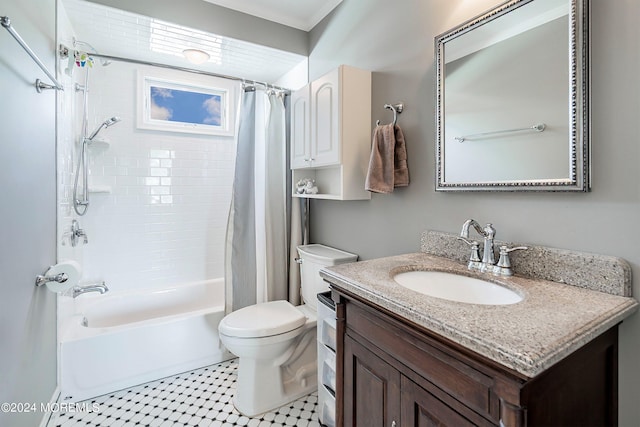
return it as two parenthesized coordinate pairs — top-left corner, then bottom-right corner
(455, 123), (546, 143)
(376, 103), (404, 126)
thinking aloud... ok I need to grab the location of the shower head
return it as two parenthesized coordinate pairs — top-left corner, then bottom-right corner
(87, 116), (121, 141)
(104, 116), (121, 127)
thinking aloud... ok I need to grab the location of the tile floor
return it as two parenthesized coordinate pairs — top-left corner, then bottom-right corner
(47, 359), (320, 427)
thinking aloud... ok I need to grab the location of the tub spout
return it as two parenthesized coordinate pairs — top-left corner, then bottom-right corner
(72, 281), (108, 298)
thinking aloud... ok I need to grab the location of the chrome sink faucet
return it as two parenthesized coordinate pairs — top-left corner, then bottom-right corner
(460, 219), (496, 272)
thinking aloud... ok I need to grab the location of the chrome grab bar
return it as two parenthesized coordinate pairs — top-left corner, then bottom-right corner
(455, 123), (546, 143)
(1, 16), (64, 92)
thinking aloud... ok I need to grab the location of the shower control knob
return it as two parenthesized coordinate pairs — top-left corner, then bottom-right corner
(70, 219), (88, 247)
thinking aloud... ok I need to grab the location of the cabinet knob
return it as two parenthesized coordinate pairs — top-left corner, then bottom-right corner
(391, 421), (396, 427)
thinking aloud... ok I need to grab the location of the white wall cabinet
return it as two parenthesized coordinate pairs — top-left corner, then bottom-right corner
(291, 87), (311, 169)
(291, 65), (372, 200)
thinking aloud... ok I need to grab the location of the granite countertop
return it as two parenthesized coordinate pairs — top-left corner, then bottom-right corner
(320, 252), (638, 378)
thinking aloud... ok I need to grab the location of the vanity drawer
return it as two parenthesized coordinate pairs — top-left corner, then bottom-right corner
(318, 383), (336, 427)
(345, 301), (498, 421)
(319, 316), (337, 351)
(317, 295), (337, 351)
(318, 343), (337, 392)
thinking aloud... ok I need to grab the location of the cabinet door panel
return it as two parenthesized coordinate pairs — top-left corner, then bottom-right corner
(346, 300), (494, 417)
(402, 377), (480, 427)
(311, 69), (340, 167)
(291, 86), (310, 169)
(344, 335), (401, 427)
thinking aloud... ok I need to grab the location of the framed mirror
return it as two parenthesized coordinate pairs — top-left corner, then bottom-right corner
(435, 0), (589, 191)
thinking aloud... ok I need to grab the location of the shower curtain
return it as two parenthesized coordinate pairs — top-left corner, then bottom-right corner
(225, 87), (289, 313)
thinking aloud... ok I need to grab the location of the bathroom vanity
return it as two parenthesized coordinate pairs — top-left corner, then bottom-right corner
(321, 232), (637, 427)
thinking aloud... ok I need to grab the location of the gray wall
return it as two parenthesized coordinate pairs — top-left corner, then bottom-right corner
(0, 0), (58, 426)
(309, 0), (640, 423)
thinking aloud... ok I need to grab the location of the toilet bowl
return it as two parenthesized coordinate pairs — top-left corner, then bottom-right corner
(218, 244), (358, 417)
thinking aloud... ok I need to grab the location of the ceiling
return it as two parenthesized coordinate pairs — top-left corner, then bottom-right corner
(61, 0), (308, 86)
(202, 0), (343, 31)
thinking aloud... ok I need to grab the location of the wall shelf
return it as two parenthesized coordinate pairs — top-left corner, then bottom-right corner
(88, 186), (112, 194)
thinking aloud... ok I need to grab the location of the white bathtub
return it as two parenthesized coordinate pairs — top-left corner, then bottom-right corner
(59, 278), (233, 402)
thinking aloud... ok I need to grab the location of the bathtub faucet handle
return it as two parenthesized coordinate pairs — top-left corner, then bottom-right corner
(71, 220), (88, 247)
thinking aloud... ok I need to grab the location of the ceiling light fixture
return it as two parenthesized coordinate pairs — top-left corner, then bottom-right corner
(182, 49), (210, 64)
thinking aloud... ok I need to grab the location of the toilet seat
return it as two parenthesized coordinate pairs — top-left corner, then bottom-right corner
(219, 300), (306, 338)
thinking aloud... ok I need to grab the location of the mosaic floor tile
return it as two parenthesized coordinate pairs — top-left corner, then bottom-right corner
(47, 359), (320, 427)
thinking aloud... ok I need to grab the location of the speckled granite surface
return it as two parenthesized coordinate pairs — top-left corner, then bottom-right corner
(421, 230), (633, 296)
(321, 252), (638, 378)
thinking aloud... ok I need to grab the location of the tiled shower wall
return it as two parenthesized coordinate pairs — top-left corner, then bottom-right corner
(58, 55), (238, 292)
(57, 2), (85, 268)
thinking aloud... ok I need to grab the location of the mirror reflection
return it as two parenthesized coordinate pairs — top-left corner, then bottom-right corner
(435, 0), (589, 191)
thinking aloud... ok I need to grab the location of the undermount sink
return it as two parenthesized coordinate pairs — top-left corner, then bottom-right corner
(393, 270), (522, 305)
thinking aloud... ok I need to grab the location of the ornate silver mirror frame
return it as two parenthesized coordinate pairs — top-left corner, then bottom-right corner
(435, 0), (590, 191)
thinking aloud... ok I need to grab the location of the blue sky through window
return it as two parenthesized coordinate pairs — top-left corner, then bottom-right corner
(150, 86), (222, 126)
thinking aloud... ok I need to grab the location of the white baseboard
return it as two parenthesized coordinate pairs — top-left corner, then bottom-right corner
(38, 387), (60, 427)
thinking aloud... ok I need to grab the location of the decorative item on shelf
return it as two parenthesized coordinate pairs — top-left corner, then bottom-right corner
(296, 178), (319, 195)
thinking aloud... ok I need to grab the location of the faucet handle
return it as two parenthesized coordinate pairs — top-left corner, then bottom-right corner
(457, 237), (482, 270)
(71, 220), (88, 247)
(493, 245), (528, 276)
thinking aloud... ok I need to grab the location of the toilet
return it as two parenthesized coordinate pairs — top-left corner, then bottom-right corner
(218, 244), (358, 417)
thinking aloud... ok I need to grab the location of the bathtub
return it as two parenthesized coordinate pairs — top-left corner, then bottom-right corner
(59, 278), (233, 402)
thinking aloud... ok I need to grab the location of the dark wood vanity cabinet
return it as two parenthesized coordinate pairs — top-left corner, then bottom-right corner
(344, 335), (489, 427)
(333, 289), (619, 427)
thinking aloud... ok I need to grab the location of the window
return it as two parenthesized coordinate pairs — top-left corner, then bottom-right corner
(138, 73), (235, 136)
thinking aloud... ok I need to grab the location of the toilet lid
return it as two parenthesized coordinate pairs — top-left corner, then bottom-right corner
(219, 300), (306, 338)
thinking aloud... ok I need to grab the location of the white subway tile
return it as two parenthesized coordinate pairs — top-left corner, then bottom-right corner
(59, 61), (235, 293)
(150, 168), (169, 177)
(149, 149), (171, 159)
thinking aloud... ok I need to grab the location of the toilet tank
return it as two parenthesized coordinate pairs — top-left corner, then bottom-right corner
(297, 244), (358, 311)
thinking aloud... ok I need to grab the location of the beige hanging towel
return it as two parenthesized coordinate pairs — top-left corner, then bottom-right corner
(365, 123), (409, 193)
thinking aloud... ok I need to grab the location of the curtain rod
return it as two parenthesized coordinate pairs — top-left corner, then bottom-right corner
(82, 50), (291, 94)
